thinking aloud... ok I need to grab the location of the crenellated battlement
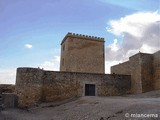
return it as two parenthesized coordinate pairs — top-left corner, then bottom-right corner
(61, 32), (104, 45)
(67, 32), (104, 40)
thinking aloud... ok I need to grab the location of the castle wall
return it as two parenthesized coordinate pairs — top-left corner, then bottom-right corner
(153, 50), (160, 90)
(101, 74), (131, 96)
(129, 53), (154, 93)
(2, 93), (18, 108)
(16, 68), (131, 108)
(42, 71), (81, 102)
(129, 54), (142, 93)
(111, 54), (142, 93)
(111, 61), (130, 75)
(15, 68), (44, 108)
(140, 54), (154, 92)
(0, 85), (17, 108)
(60, 33), (105, 74)
(111, 51), (160, 94)
(0, 84), (15, 93)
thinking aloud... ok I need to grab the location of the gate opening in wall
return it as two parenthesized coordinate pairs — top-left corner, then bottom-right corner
(85, 84), (95, 96)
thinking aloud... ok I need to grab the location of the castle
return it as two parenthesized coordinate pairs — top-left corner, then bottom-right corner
(15, 33), (160, 108)
(111, 50), (160, 93)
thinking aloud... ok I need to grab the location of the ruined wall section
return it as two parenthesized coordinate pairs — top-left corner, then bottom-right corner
(15, 68), (44, 108)
(111, 61), (130, 75)
(60, 33), (105, 74)
(140, 53), (154, 92)
(153, 50), (160, 90)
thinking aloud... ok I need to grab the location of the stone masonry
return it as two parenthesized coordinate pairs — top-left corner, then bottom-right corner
(111, 50), (160, 94)
(60, 32), (105, 74)
(16, 68), (130, 108)
(15, 33), (159, 108)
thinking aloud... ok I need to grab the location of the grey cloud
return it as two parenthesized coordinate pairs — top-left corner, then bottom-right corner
(105, 21), (160, 62)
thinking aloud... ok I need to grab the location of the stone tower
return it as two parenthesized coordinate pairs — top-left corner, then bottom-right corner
(60, 32), (105, 74)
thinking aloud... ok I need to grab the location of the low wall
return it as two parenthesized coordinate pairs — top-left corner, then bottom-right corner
(16, 68), (131, 108)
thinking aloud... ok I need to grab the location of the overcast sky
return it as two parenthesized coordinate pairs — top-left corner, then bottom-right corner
(0, 0), (160, 84)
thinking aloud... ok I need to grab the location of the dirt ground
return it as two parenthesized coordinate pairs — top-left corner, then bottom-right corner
(0, 90), (160, 120)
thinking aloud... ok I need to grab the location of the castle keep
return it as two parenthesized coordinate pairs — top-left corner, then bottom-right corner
(60, 33), (105, 73)
(14, 32), (160, 108)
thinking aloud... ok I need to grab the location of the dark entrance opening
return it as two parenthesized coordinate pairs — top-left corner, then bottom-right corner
(85, 84), (95, 96)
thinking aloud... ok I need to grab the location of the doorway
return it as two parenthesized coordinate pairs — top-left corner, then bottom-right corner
(85, 84), (95, 96)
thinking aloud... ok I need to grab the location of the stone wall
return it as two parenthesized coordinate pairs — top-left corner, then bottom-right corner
(111, 50), (160, 94)
(60, 33), (105, 74)
(16, 68), (131, 108)
(16, 68), (44, 107)
(140, 53), (154, 92)
(111, 61), (130, 75)
(126, 53), (154, 93)
(0, 84), (15, 93)
(101, 74), (131, 96)
(42, 71), (81, 102)
(2, 93), (18, 108)
(153, 50), (160, 90)
(129, 54), (143, 93)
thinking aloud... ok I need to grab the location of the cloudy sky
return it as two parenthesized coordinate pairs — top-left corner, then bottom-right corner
(0, 0), (160, 84)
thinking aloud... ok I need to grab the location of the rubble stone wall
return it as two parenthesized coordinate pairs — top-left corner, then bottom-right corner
(16, 68), (131, 108)
(15, 68), (43, 107)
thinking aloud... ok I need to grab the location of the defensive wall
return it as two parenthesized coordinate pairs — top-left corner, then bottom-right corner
(16, 67), (131, 108)
(111, 50), (160, 94)
(110, 61), (130, 75)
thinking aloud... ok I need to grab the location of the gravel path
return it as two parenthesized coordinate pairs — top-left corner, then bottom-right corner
(0, 90), (160, 120)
